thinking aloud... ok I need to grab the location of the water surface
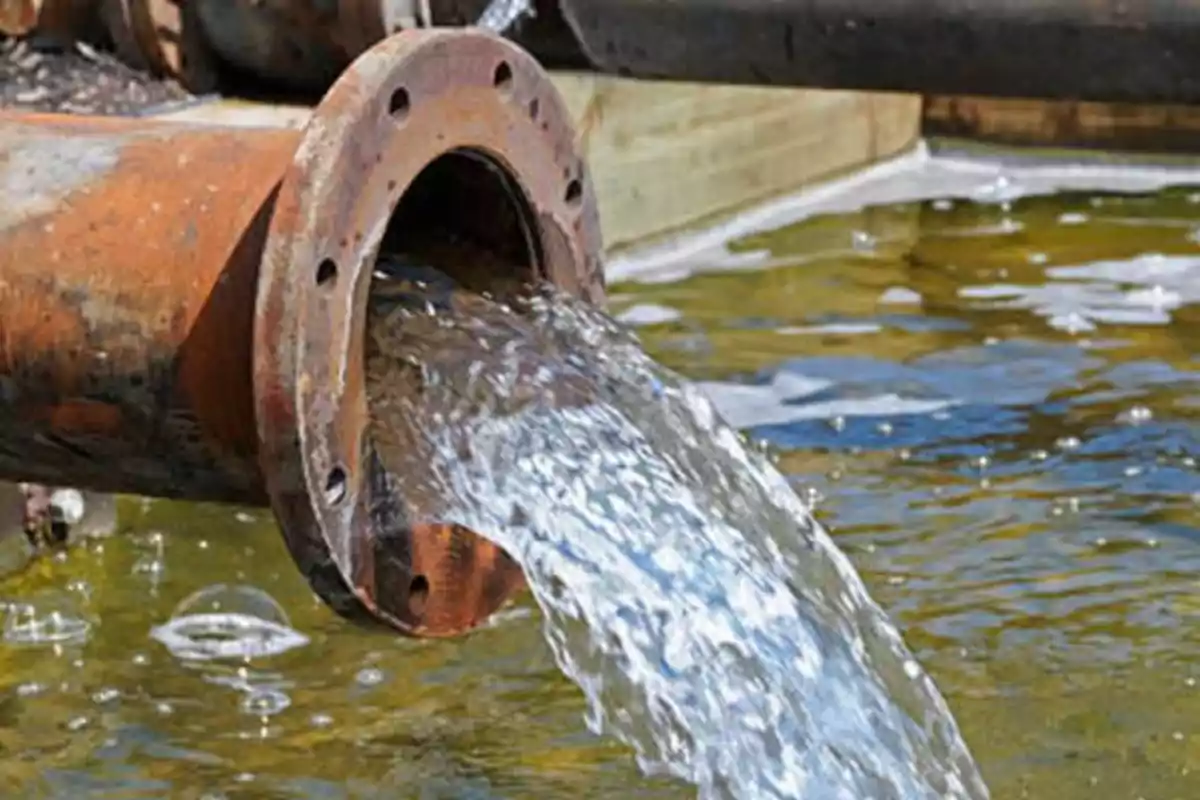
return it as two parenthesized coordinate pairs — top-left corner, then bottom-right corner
(0, 158), (1197, 798)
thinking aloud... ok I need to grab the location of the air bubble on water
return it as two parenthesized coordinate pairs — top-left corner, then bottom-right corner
(132, 556), (165, 577)
(234, 512), (256, 524)
(132, 531), (167, 585)
(3, 592), (92, 646)
(310, 713), (333, 728)
(1117, 406), (1153, 426)
(1027, 251), (1049, 265)
(49, 488), (85, 526)
(1051, 497), (1081, 517)
(155, 702), (174, 715)
(851, 230), (877, 252)
(1055, 436), (1081, 452)
(149, 584), (309, 662)
(16, 681), (45, 697)
(65, 715), (89, 731)
(996, 217), (1022, 235)
(240, 688), (291, 717)
(355, 667), (385, 687)
(91, 687), (120, 705)
(878, 286), (923, 306)
(972, 174), (1021, 202)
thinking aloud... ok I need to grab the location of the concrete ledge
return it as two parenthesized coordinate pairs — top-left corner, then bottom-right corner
(155, 79), (922, 255)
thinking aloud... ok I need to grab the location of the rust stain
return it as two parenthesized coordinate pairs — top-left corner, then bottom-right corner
(0, 113), (298, 501)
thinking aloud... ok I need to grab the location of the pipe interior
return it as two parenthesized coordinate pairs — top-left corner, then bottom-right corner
(363, 149), (542, 622)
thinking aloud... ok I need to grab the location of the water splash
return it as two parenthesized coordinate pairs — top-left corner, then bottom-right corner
(2, 589), (91, 646)
(365, 279), (990, 799)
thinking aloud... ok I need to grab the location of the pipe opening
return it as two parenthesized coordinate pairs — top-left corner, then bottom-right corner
(378, 148), (541, 291)
(361, 149), (541, 632)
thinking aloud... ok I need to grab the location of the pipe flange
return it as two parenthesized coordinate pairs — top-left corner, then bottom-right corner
(101, 0), (220, 93)
(255, 28), (603, 637)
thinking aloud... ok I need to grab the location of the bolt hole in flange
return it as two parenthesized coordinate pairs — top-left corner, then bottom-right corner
(316, 257), (338, 287)
(389, 87), (410, 120)
(565, 178), (583, 207)
(493, 61), (514, 90)
(408, 575), (430, 616)
(325, 466), (348, 505)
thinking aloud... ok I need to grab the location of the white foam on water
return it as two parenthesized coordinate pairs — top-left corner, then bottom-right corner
(959, 252), (1200, 332)
(697, 376), (957, 431)
(608, 142), (1200, 284)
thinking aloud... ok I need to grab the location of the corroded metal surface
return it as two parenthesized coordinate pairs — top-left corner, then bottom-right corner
(255, 27), (603, 636)
(0, 111), (295, 502)
(0, 0), (37, 34)
(0, 28), (602, 637)
(0, 0), (97, 37)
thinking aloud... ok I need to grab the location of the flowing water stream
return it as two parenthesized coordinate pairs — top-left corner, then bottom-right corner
(0, 153), (1195, 798)
(363, 277), (989, 799)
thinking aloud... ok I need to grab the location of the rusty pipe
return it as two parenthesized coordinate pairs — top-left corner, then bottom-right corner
(0, 27), (605, 636)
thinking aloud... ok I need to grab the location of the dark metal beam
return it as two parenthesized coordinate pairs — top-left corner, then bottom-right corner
(544, 0), (1200, 105)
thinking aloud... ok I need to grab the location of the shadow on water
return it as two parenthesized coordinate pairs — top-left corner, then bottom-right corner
(0, 172), (1196, 798)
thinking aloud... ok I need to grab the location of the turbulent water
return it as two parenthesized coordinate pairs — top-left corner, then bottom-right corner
(364, 275), (990, 800)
